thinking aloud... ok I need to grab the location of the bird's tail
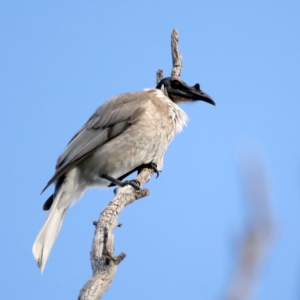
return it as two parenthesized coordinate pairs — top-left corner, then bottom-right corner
(33, 179), (71, 273)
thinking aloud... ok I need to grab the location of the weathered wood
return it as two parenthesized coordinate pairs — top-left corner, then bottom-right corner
(156, 69), (164, 85)
(171, 29), (183, 78)
(78, 168), (154, 300)
(157, 28), (183, 82)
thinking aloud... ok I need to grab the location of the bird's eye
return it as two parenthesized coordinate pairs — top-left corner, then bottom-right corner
(171, 81), (181, 88)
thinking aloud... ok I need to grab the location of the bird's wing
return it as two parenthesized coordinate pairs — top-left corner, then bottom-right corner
(42, 91), (150, 192)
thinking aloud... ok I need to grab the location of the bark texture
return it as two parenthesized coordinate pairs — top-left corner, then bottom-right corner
(171, 29), (183, 78)
(78, 168), (154, 300)
(156, 69), (164, 85)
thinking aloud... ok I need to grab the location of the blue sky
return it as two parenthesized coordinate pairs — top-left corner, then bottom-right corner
(1, 1), (300, 299)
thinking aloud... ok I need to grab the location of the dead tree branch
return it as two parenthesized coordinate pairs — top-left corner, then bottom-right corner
(156, 69), (164, 85)
(156, 28), (183, 83)
(171, 29), (183, 78)
(78, 168), (154, 300)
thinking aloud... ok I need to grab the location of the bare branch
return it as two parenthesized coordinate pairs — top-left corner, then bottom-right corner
(156, 28), (183, 83)
(171, 28), (183, 78)
(156, 69), (164, 85)
(78, 168), (154, 300)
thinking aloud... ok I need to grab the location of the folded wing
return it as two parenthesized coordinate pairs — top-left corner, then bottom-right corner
(42, 91), (150, 193)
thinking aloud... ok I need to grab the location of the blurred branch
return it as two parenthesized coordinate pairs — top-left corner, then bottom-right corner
(225, 154), (275, 300)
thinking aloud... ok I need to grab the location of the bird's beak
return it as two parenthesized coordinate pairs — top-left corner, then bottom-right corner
(189, 87), (216, 106)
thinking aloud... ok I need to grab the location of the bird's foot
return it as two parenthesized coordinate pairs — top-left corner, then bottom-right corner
(151, 163), (160, 178)
(101, 174), (140, 190)
(139, 162), (160, 178)
(121, 179), (141, 190)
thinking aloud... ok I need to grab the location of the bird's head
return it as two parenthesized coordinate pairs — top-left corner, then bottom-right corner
(156, 77), (215, 106)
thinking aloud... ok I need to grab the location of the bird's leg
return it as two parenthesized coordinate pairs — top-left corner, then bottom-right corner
(101, 174), (140, 190)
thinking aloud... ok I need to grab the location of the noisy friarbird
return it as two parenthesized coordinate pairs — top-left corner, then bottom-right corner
(33, 77), (215, 272)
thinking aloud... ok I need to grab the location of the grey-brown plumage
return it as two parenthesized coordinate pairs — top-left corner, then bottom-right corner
(33, 77), (215, 272)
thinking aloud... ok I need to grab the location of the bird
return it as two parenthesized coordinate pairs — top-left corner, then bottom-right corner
(33, 76), (215, 272)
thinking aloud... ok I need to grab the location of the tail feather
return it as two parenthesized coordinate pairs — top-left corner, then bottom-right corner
(33, 183), (69, 272)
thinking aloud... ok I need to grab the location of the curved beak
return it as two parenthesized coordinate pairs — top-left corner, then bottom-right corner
(190, 88), (216, 106)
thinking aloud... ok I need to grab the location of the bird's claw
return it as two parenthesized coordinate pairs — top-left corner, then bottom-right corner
(122, 180), (140, 190)
(150, 163), (160, 178)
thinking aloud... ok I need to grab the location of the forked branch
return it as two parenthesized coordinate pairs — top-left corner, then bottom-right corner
(78, 169), (153, 300)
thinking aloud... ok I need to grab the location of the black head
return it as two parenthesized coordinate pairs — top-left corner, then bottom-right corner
(156, 77), (215, 106)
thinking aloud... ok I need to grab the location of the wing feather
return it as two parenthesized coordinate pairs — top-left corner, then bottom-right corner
(42, 91), (150, 192)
